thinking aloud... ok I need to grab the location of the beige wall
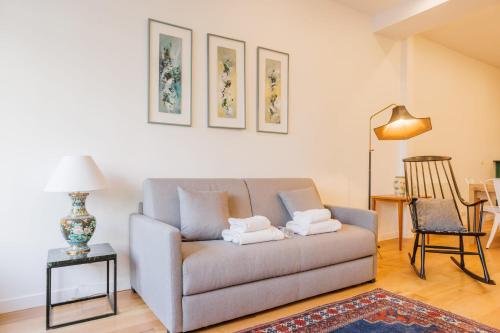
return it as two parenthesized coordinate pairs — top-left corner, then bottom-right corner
(362, 36), (500, 241)
(407, 36), (500, 200)
(0, 0), (402, 311)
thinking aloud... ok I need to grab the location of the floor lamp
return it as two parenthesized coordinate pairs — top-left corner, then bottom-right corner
(368, 104), (432, 209)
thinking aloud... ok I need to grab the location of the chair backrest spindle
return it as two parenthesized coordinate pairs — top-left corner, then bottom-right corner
(421, 162), (428, 198)
(415, 163), (421, 198)
(427, 161), (436, 198)
(409, 162), (414, 198)
(434, 161), (444, 199)
(441, 160), (462, 223)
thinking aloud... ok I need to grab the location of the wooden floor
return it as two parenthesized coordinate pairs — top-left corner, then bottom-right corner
(2, 229), (500, 333)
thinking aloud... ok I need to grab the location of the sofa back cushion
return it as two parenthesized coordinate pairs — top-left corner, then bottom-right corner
(177, 187), (230, 240)
(143, 179), (252, 229)
(244, 178), (320, 227)
(278, 187), (324, 217)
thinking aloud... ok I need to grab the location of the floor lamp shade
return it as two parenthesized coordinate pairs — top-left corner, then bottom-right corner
(45, 156), (107, 192)
(373, 105), (432, 140)
(368, 104), (432, 209)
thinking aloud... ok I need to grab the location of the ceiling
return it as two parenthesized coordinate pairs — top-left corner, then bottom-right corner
(334, 0), (412, 15)
(335, 0), (500, 68)
(422, 4), (500, 68)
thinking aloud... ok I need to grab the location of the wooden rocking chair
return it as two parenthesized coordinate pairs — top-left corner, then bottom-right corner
(403, 156), (495, 284)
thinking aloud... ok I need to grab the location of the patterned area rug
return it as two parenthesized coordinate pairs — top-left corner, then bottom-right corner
(237, 289), (499, 333)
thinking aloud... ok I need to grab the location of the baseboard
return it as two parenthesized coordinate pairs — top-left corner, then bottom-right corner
(0, 278), (130, 314)
(378, 230), (412, 241)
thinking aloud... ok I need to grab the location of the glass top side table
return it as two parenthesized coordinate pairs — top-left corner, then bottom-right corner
(46, 243), (117, 330)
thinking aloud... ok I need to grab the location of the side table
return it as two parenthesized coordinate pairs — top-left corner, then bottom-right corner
(46, 243), (117, 330)
(371, 195), (407, 251)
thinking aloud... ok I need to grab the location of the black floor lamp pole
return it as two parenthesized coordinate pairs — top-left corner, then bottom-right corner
(368, 149), (372, 209)
(369, 104), (397, 210)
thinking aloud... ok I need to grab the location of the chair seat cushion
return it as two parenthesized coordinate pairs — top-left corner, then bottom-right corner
(181, 224), (376, 296)
(415, 198), (466, 232)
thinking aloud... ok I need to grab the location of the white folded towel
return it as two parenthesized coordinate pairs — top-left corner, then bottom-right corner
(228, 215), (271, 233)
(222, 226), (284, 245)
(293, 208), (331, 225)
(286, 219), (342, 236)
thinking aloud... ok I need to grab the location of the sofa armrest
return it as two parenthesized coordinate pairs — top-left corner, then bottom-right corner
(325, 205), (378, 242)
(326, 205), (378, 278)
(129, 214), (183, 333)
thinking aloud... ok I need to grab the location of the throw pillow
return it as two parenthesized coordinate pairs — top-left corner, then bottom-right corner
(278, 187), (324, 217)
(415, 198), (465, 232)
(177, 187), (230, 241)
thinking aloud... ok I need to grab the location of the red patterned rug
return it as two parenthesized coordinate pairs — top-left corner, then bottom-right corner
(237, 289), (499, 333)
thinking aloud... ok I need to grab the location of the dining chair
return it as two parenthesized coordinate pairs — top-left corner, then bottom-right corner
(482, 178), (500, 249)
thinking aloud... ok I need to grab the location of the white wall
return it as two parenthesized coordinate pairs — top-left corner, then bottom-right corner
(407, 36), (500, 200)
(0, 0), (402, 312)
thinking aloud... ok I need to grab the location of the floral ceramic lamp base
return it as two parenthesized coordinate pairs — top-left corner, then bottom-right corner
(60, 192), (96, 255)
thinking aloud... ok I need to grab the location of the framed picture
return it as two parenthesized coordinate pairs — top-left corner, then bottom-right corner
(257, 47), (289, 134)
(207, 34), (246, 129)
(148, 19), (192, 126)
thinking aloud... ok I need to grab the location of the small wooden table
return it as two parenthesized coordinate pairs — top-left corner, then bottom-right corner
(371, 195), (407, 251)
(468, 183), (495, 223)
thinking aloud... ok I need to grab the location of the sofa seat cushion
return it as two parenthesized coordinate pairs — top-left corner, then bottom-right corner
(181, 224), (376, 296)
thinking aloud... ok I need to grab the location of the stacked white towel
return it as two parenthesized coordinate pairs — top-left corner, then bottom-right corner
(222, 216), (284, 245)
(286, 219), (342, 236)
(222, 226), (284, 245)
(293, 209), (331, 224)
(286, 208), (342, 236)
(228, 215), (271, 233)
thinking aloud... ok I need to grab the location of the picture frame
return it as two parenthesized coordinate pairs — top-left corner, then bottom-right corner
(148, 19), (192, 126)
(257, 47), (289, 134)
(207, 33), (246, 129)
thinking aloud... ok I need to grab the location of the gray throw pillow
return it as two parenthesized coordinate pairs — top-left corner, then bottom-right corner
(278, 187), (324, 217)
(177, 187), (229, 241)
(415, 198), (465, 232)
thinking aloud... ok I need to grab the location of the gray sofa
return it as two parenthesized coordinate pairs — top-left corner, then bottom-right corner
(129, 178), (377, 332)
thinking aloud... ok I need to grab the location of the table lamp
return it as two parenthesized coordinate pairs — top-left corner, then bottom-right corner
(369, 104), (431, 209)
(45, 156), (107, 255)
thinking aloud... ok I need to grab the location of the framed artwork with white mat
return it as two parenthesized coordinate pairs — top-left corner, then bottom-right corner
(207, 33), (246, 129)
(257, 47), (289, 134)
(148, 19), (192, 126)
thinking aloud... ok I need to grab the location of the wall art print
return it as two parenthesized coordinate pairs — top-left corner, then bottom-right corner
(208, 34), (246, 129)
(257, 47), (289, 134)
(148, 19), (192, 126)
(158, 34), (182, 114)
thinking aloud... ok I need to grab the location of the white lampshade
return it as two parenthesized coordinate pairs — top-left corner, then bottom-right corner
(45, 155), (107, 192)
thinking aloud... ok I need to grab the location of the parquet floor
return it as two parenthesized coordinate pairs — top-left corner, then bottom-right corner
(2, 226), (500, 332)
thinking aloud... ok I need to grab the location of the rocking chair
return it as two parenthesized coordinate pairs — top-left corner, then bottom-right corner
(404, 156), (495, 285)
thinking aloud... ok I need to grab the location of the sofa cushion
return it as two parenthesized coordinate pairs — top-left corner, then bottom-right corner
(244, 178), (320, 227)
(143, 179), (252, 229)
(278, 187), (324, 216)
(181, 224), (376, 296)
(178, 187), (229, 241)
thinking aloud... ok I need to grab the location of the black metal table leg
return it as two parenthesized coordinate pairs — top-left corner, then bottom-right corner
(46, 267), (51, 330)
(106, 260), (109, 295)
(114, 258), (117, 315)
